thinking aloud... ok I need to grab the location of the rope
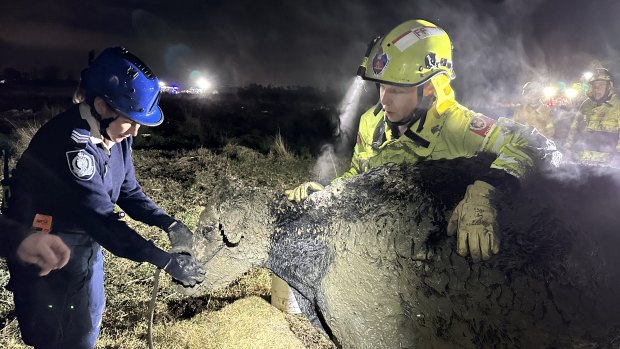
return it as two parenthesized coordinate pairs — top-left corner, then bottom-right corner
(147, 268), (161, 349)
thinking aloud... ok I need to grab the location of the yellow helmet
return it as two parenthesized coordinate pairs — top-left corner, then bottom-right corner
(588, 68), (613, 84)
(357, 19), (455, 86)
(586, 68), (614, 101)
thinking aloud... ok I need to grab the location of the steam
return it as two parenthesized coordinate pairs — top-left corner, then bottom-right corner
(309, 0), (620, 187)
(313, 76), (365, 183)
(4, 0), (620, 185)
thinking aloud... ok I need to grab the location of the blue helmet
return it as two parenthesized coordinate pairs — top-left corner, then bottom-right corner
(82, 47), (163, 126)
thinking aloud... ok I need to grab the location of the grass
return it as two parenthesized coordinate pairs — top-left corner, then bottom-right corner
(271, 130), (294, 160)
(38, 103), (64, 120)
(148, 296), (307, 349)
(12, 121), (41, 158)
(0, 145), (335, 349)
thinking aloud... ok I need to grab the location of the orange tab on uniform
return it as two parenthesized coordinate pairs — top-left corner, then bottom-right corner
(32, 214), (53, 234)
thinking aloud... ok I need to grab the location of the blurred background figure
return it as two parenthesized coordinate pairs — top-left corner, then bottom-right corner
(553, 81), (588, 144)
(565, 68), (620, 164)
(512, 81), (555, 139)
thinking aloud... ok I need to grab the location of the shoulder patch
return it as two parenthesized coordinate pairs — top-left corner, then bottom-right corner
(468, 114), (495, 137)
(66, 150), (96, 180)
(71, 128), (91, 145)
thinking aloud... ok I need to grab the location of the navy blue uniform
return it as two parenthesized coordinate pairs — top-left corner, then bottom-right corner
(5, 103), (174, 348)
(0, 216), (30, 257)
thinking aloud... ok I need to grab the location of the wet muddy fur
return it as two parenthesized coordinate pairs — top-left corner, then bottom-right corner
(191, 156), (620, 348)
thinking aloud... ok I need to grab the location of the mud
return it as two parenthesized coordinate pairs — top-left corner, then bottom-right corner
(187, 156), (620, 348)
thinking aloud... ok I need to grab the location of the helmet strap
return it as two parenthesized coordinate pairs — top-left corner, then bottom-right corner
(100, 119), (115, 142)
(90, 104), (116, 141)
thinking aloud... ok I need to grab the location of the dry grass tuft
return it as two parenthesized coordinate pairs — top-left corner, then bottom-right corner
(12, 121), (42, 157)
(151, 296), (306, 349)
(0, 320), (28, 349)
(38, 103), (64, 121)
(285, 313), (336, 349)
(271, 131), (294, 160)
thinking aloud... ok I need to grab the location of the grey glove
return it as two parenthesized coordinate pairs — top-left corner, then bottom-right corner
(166, 220), (194, 254)
(163, 253), (205, 287)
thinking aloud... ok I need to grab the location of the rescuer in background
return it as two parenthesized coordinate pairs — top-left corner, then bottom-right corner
(565, 68), (620, 164)
(512, 81), (555, 139)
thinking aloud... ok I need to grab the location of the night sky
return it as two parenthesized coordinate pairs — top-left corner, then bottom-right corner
(1, 0), (619, 104)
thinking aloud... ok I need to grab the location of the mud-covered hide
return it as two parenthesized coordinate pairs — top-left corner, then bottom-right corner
(188, 156), (620, 349)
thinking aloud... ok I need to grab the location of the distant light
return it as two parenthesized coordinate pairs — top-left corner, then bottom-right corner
(0, 79), (5, 84)
(196, 77), (212, 90)
(582, 71), (593, 81)
(543, 86), (557, 99)
(565, 87), (578, 99)
(160, 82), (180, 94)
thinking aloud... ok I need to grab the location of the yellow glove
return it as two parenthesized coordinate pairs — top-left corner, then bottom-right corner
(447, 180), (500, 262)
(284, 182), (324, 203)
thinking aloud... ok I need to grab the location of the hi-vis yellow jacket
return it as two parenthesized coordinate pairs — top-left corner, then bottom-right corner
(337, 101), (553, 182)
(512, 103), (555, 139)
(565, 93), (620, 162)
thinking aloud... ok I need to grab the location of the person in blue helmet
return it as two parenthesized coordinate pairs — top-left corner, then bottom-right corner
(3, 47), (205, 349)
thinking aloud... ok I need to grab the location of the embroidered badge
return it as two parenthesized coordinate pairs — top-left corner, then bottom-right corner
(66, 150), (96, 180)
(372, 49), (389, 76)
(469, 115), (495, 137)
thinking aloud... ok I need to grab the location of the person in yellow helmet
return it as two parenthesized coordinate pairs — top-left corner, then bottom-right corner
(512, 81), (555, 139)
(286, 19), (558, 263)
(565, 68), (620, 164)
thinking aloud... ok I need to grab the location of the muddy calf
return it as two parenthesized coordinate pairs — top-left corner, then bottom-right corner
(186, 157), (620, 348)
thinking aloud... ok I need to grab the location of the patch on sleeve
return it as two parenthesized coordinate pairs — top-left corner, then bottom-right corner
(468, 114), (495, 137)
(66, 150), (96, 180)
(71, 128), (90, 145)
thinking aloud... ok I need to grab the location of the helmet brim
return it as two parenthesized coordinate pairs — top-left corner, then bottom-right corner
(361, 70), (452, 87)
(123, 106), (164, 127)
